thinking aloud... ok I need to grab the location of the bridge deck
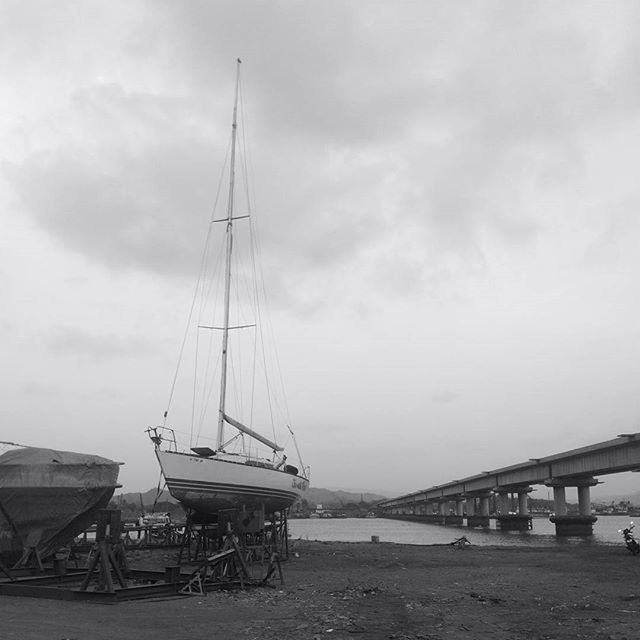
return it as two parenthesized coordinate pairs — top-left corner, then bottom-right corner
(380, 432), (640, 508)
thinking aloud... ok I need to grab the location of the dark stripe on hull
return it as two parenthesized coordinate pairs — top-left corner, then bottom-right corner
(166, 477), (297, 499)
(165, 477), (299, 514)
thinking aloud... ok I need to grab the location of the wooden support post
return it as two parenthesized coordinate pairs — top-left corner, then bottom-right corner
(262, 552), (284, 586)
(17, 547), (44, 573)
(177, 509), (194, 564)
(79, 509), (128, 593)
(0, 556), (14, 581)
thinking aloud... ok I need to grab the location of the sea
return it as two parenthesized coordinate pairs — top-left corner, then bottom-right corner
(288, 515), (635, 548)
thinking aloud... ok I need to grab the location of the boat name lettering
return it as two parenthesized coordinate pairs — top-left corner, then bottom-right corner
(292, 479), (308, 490)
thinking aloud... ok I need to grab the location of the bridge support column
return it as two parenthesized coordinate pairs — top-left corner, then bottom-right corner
(578, 485), (593, 517)
(495, 487), (533, 531)
(551, 485), (567, 517)
(465, 497), (475, 517)
(518, 491), (529, 516)
(479, 495), (491, 517)
(466, 493), (491, 528)
(423, 501), (444, 524)
(496, 489), (511, 516)
(420, 503), (442, 523)
(546, 478), (598, 536)
(445, 498), (464, 526)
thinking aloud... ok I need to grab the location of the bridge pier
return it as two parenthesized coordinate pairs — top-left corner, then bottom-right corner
(444, 498), (464, 526)
(464, 492), (491, 527)
(414, 500), (427, 516)
(546, 477), (598, 536)
(425, 513), (444, 524)
(467, 515), (491, 527)
(412, 501), (444, 524)
(465, 496), (475, 517)
(495, 486), (533, 531)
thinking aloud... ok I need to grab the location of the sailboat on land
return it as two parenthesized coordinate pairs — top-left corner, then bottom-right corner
(147, 60), (309, 516)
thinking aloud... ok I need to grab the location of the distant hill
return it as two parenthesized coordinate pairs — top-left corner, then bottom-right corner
(115, 488), (178, 508)
(114, 486), (386, 510)
(304, 488), (386, 507)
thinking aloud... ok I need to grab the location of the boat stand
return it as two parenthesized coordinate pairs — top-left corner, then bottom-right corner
(177, 510), (219, 564)
(0, 508), (290, 602)
(179, 508), (289, 563)
(177, 508), (289, 594)
(0, 499), (45, 573)
(0, 557), (14, 581)
(232, 507), (286, 585)
(79, 509), (128, 593)
(0, 508), (192, 602)
(237, 509), (289, 564)
(179, 533), (250, 595)
(270, 509), (289, 560)
(14, 546), (44, 572)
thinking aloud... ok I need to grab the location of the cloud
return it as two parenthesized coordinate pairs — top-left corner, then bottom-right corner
(5, 83), (225, 276)
(432, 391), (458, 404)
(581, 193), (640, 269)
(4, 0), (640, 319)
(47, 325), (154, 360)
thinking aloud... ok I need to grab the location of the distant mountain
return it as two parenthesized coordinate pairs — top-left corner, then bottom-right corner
(304, 488), (386, 507)
(115, 488), (178, 508)
(114, 486), (386, 509)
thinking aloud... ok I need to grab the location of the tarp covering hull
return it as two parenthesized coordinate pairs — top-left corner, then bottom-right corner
(0, 447), (121, 564)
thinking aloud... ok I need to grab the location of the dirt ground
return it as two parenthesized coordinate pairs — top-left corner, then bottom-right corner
(1, 539), (639, 640)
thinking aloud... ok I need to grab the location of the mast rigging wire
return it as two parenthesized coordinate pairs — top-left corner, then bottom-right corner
(163, 139), (231, 430)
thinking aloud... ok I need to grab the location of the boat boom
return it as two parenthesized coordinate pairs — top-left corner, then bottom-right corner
(223, 414), (284, 452)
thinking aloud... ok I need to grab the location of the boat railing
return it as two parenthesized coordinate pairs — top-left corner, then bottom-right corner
(145, 426), (179, 452)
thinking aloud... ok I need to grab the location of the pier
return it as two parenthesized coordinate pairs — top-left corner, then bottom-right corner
(378, 433), (640, 536)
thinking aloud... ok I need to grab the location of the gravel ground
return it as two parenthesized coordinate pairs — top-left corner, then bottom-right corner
(0, 539), (639, 639)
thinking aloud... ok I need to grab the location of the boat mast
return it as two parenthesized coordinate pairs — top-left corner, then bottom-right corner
(217, 58), (242, 450)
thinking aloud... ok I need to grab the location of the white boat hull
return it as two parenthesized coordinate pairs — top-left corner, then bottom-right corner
(156, 449), (309, 515)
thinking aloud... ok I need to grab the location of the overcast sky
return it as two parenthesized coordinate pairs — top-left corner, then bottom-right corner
(3, 1), (640, 499)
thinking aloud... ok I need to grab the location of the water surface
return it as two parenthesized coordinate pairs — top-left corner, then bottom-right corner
(289, 515), (634, 547)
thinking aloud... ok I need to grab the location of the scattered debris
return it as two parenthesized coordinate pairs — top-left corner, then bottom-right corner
(450, 536), (471, 549)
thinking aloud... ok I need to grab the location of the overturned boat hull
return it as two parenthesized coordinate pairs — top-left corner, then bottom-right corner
(156, 449), (308, 516)
(0, 447), (121, 564)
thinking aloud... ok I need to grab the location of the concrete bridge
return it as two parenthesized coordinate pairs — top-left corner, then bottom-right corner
(378, 433), (640, 535)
